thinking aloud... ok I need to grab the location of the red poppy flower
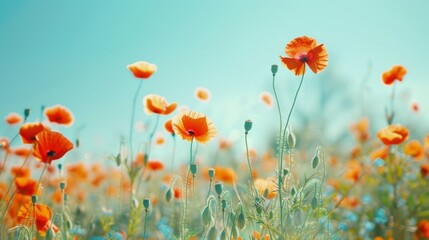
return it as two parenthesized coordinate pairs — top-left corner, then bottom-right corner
(44, 105), (74, 126)
(147, 161), (164, 171)
(280, 36), (328, 76)
(164, 119), (175, 135)
(19, 122), (46, 144)
(382, 65), (407, 85)
(143, 94), (177, 115)
(33, 130), (73, 164)
(127, 61), (157, 79)
(5, 112), (23, 125)
(421, 164), (429, 177)
(417, 220), (429, 238)
(14, 177), (38, 195)
(172, 110), (217, 144)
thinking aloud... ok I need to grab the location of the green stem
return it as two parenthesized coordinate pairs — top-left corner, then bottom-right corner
(143, 210), (149, 240)
(129, 80), (143, 178)
(182, 138), (194, 239)
(244, 132), (256, 193)
(0, 132), (19, 172)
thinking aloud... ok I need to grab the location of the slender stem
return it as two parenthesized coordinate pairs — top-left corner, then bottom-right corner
(1, 133), (19, 172)
(206, 179), (213, 201)
(388, 83), (397, 125)
(279, 72), (306, 231)
(129, 80), (143, 177)
(171, 135), (176, 173)
(146, 115), (160, 157)
(0, 148), (32, 209)
(244, 132), (256, 192)
(182, 138), (194, 239)
(143, 210), (149, 240)
(35, 162), (48, 195)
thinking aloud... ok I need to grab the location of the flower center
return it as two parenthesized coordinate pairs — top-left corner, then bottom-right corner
(187, 129), (195, 136)
(47, 150), (56, 157)
(299, 54), (309, 63)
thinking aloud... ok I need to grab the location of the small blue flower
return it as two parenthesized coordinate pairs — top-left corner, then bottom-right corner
(374, 208), (388, 224)
(374, 158), (384, 167)
(347, 212), (358, 222)
(361, 194), (372, 205)
(338, 222), (348, 231)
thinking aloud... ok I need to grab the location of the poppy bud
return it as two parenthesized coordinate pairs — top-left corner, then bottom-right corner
(60, 181), (66, 190)
(143, 198), (150, 210)
(165, 188), (172, 202)
(236, 212), (245, 229)
(214, 182), (223, 195)
(201, 205), (212, 226)
(312, 154), (319, 169)
(190, 164), (198, 176)
(24, 108), (30, 120)
(283, 168), (289, 176)
(220, 229), (227, 240)
(287, 126), (296, 149)
(31, 195), (37, 204)
(311, 196), (318, 209)
(206, 226), (217, 240)
(221, 199), (227, 209)
(208, 168), (215, 179)
(271, 64), (278, 75)
(244, 120), (253, 133)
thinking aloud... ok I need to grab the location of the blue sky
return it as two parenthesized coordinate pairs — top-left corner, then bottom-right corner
(1, 1), (428, 163)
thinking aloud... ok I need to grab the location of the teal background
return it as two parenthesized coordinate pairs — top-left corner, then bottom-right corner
(1, 1), (428, 163)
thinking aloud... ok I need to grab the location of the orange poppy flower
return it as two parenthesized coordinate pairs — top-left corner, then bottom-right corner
(5, 112), (23, 125)
(19, 122), (45, 144)
(172, 110), (217, 144)
(421, 164), (429, 177)
(173, 187), (182, 199)
(207, 166), (237, 185)
(280, 36), (328, 76)
(164, 119), (175, 135)
(15, 177), (38, 195)
(12, 147), (31, 157)
(147, 161), (164, 171)
(417, 220), (429, 238)
(44, 105), (74, 126)
(344, 159), (362, 182)
(0, 182), (7, 199)
(259, 92), (273, 109)
(17, 202), (58, 236)
(377, 125), (409, 145)
(67, 162), (88, 180)
(350, 117), (370, 142)
(404, 140), (424, 159)
(0, 137), (10, 151)
(253, 231), (270, 240)
(143, 94), (177, 115)
(382, 65), (407, 85)
(370, 147), (389, 160)
(254, 177), (277, 199)
(194, 87), (211, 102)
(127, 61), (157, 79)
(218, 138), (232, 150)
(155, 136), (165, 145)
(33, 130), (73, 164)
(11, 166), (30, 178)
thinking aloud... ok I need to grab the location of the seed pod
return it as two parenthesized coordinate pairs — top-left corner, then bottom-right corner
(143, 198), (150, 210)
(214, 182), (223, 195)
(190, 164), (198, 175)
(271, 64), (278, 75)
(208, 168), (215, 179)
(287, 127), (296, 149)
(244, 120), (253, 133)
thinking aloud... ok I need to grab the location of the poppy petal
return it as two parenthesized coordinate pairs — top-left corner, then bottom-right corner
(280, 57), (305, 76)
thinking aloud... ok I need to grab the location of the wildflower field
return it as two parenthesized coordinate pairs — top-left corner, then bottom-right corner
(1, 2), (429, 240)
